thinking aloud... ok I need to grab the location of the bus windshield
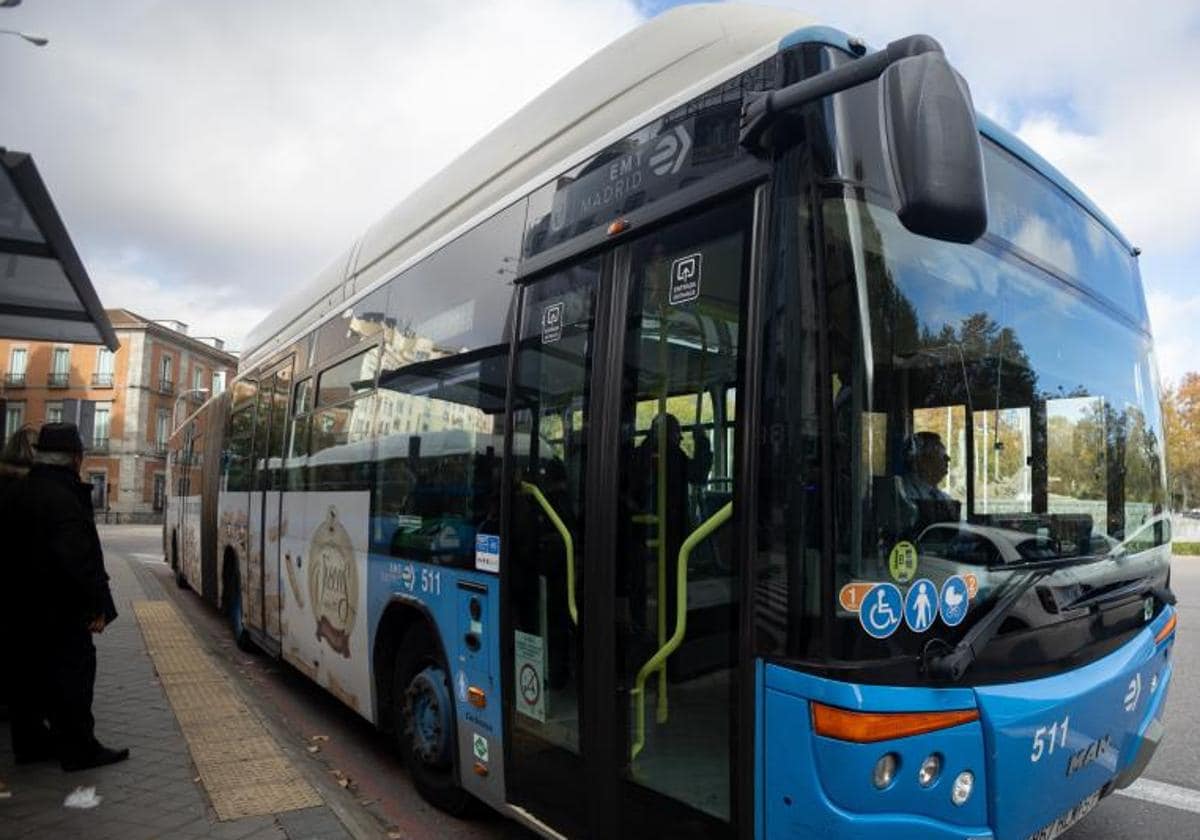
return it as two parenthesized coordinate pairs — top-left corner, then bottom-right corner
(817, 184), (1170, 681)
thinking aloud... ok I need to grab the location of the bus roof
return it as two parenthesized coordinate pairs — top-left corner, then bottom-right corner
(240, 3), (810, 369)
(241, 5), (1134, 372)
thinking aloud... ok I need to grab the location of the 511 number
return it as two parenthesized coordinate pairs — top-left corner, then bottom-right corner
(1030, 715), (1070, 763)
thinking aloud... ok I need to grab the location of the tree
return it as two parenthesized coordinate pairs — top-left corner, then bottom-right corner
(1164, 373), (1200, 509)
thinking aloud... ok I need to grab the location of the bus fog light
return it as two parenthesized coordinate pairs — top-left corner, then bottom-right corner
(951, 771), (974, 805)
(873, 753), (898, 789)
(918, 754), (941, 787)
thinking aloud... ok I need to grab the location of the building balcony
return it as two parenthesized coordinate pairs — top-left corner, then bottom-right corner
(90, 437), (110, 454)
(91, 372), (114, 388)
(4, 372), (26, 387)
(158, 378), (175, 395)
(154, 441), (169, 457)
(48, 372), (70, 388)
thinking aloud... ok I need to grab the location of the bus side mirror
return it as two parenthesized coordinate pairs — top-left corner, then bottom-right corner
(880, 52), (988, 244)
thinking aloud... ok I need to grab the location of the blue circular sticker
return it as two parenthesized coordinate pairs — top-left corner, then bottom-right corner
(940, 575), (969, 627)
(860, 583), (903, 639)
(904, 578), (939, 633)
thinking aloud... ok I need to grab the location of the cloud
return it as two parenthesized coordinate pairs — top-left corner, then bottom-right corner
(2, 0), (1197, 375)
(0, 0), (642, 348)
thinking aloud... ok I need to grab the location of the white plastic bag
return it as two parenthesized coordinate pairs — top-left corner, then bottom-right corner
(64, 786), (102, 809)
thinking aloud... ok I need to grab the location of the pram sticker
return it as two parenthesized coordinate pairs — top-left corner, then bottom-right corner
(940, 575), (969, 627)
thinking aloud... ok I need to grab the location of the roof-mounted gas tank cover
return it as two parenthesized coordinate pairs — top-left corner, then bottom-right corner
(741, 33), (988, 244)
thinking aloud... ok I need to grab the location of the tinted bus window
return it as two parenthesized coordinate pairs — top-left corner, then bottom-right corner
(317, 348), (379, 407)
(313, 284), (392, 365)
(370, 202), (522, 567)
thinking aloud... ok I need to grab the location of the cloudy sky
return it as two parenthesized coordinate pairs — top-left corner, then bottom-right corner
(1, 0), (1197, 383)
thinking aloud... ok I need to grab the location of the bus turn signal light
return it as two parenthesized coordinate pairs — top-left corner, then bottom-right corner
(811, 702), (979, 743)
(1155, 613), (1177, 645)
(468, 687), (487, 708)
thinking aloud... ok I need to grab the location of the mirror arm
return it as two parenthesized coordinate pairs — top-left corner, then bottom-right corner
(740, 34), (944, 152)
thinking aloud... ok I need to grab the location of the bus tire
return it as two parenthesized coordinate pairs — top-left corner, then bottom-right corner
(393, 623), (473, 816)
(224, 563), (254, 653)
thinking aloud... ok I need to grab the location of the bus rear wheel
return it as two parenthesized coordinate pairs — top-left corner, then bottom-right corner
(393, 623), (473, 816)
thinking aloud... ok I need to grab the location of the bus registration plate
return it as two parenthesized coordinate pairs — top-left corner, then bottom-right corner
(1026, 789), (1102, 840)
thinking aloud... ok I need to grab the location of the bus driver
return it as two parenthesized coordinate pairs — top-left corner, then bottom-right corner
(900, 431), (960, 533)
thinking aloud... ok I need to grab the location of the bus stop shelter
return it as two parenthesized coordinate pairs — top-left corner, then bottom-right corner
(0, 148), (118, 351)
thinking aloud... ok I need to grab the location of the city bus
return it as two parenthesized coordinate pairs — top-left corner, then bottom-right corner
(165, 5), (1176, 838)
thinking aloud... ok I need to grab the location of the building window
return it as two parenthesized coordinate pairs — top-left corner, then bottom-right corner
(212, 370), (226, 396)
(156, 409), (170, 453)
(93, 348), (115, 387)
(49, 347), (70, 388)
(193, 365), (204, 391)
(93, 403), (111, 451)
(5, 402), (25, 434)
(6, 347), (27, 387)
(45, 402), (63, 424)
(153, 474), (166, 511)
(159, 353), (174, 393)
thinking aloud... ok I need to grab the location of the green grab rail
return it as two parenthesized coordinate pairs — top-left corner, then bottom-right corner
(629, 500), (732, 760)
(520, 481), (578, 626)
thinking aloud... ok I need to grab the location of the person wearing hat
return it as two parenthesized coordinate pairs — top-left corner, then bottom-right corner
(2, 422), (128, 771)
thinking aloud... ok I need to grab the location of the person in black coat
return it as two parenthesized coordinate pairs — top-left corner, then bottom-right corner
(3, 423), (128, 771)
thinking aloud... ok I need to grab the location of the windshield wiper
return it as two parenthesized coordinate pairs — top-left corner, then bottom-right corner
(925, 554), (1111, 682)
(1064, 579), (1176, 612)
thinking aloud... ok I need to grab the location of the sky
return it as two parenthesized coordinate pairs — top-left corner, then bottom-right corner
(1, 0), (1197, 385)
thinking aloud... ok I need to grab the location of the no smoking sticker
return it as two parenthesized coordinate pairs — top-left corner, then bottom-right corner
(514, 630), (546, 722)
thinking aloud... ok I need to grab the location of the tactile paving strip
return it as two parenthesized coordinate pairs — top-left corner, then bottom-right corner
(133, 600), (323, 820)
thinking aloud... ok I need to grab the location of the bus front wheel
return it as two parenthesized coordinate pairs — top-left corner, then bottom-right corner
(393, 623), (473, 816)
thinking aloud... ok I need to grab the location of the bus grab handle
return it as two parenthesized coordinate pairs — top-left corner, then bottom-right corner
(630, 500), (733, 760)
(520, 481), (578, 626)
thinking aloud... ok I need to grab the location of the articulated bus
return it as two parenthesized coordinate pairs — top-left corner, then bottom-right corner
(165, 6), (1176, 838)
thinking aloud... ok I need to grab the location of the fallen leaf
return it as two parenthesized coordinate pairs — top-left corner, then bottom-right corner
(387, 832), (403, 839)
(306, 745), (320, 754)
(337, 777), (351, 789)
(309, 734), (330, 742)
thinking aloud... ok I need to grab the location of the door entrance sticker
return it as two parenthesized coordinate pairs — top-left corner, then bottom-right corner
(475, 533), (500, 573)
(860, 583), (903, 639)
(904, 579), (938, 633)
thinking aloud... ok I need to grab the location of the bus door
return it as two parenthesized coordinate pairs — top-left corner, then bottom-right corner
(247, 357), (294, 648)
(504, 255), (603, 838)
(611, 198), (750, 835)
(503, 194), (753, 837)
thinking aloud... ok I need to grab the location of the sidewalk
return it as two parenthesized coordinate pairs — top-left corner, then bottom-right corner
(0, 546), (356, 840)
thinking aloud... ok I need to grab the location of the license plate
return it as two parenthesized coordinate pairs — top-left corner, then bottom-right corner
(1025, 789), (1102, 840)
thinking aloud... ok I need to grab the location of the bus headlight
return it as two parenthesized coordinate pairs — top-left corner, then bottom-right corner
(918, 754), (941, 787)
(873, 753), (898, 789)
(951, 770), (974, 805)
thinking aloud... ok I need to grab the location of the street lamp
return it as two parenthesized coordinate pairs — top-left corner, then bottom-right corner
(173, 388), (209, 433)
(0, 28), (48, 47)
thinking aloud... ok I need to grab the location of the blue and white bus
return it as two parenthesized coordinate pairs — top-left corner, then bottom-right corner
(166, 6), (1176, 837)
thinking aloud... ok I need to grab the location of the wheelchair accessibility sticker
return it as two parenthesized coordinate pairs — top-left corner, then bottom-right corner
(860, 583), (903, 639)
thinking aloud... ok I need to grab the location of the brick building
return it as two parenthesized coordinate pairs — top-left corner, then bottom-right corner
(0, 309), (237, 522)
